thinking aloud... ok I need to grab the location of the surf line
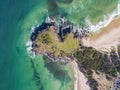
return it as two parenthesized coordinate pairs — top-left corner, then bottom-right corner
(88, 3), (120, 32)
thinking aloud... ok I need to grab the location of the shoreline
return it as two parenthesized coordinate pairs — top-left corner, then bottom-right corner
(90, 17), (120, 40)
(25, 3), (120, 90)
(72, 61), (90, 90)
(26, 17), (120, 90)
(88, 3), (120, 32)
(27, 16), (120, 55)
(82, 17), (120, 52)
(25, 40), (91, 90)
(26, 16), (120, 90)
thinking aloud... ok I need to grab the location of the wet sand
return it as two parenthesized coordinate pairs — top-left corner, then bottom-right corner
(82, 18), (120, 52)
(72, 61), (90, 90)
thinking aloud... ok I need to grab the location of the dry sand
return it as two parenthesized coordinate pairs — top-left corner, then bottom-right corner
(92, 70), (113, 90)
(82, 18), (120, 52)
(72, 61), (90, 90)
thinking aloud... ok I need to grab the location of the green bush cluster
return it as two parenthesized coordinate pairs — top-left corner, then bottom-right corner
(110, 49), (120, 72)
(118, 45), (120, 56)
(73, 46), (120, 89)
(40, 33), (52, 44)
(86, 69), (98, 90)
(74, 46), (118, 77)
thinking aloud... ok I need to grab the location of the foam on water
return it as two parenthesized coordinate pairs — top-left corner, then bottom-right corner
(88, 3), (120, 32)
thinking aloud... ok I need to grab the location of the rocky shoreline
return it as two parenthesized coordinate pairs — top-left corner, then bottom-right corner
(43, 52), (72, 62)
(29, 15), (90, 59)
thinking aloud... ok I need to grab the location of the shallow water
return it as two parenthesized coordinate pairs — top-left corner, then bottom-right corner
(0, 0), (119, 90)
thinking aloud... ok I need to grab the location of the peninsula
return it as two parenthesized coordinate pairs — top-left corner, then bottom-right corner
(27, 15), (120, 90)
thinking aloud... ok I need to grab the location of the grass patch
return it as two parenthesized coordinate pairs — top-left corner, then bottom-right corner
(35, 28), (79, 56)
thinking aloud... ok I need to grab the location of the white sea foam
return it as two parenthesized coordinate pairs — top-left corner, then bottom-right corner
(26, 40), (32, 47)
(30, 26), (36, 34)
(87, 3), (120, 32)
(26, 46), (32, 52)
(26, 40), (36, 58)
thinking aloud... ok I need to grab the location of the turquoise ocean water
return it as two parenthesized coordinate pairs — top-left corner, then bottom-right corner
(0, 0), (119, 90)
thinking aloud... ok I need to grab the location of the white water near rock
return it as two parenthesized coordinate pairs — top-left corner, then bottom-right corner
(26, 40), (36, 58)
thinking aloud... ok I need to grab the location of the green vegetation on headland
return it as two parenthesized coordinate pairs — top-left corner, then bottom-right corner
(74, 46), (118, 77)
(40, 32), (52, 44)
(33, 27), (120, 89)
(74, 45), (120, 89)
(35, 27), (79, 57)
(32, 25), (120, 89)
(30, 15), (120, 89)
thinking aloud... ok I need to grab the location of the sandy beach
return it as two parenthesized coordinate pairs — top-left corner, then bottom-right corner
(82, 18), (120, 52)
(72, 61), (90, 90)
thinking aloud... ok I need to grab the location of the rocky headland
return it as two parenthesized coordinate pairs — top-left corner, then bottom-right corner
(26, 15), (120, 90)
